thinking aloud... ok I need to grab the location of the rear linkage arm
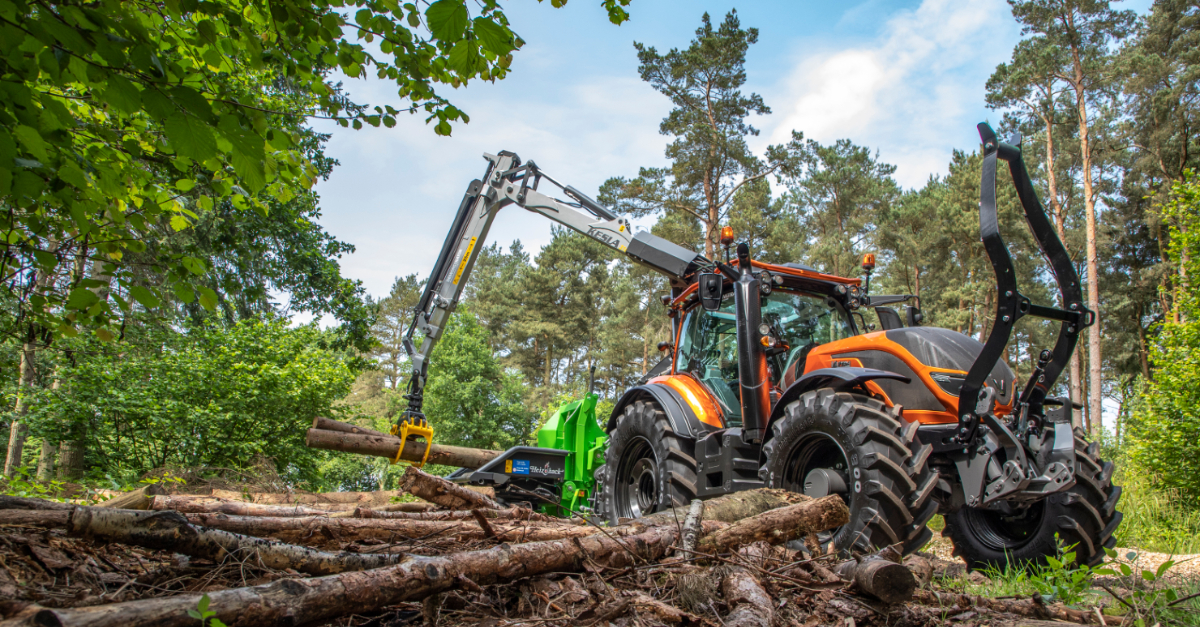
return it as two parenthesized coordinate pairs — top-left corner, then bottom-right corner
(952, 123), (1095, 507)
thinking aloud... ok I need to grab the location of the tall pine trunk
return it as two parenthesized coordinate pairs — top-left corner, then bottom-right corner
(1069, 47), (1103, 438)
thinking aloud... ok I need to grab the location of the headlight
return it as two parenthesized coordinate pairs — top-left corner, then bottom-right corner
(930, 372), (966, 396)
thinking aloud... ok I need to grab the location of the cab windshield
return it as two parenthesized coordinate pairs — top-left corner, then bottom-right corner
(676, 290), (854, 426)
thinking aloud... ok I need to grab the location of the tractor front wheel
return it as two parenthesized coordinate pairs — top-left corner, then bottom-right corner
(759, 390), (938, 556)
(943, 429), (1122, 571)
(594, 399), (699, 523)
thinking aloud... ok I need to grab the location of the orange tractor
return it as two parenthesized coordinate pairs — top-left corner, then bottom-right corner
(399, 123), (1120, 570)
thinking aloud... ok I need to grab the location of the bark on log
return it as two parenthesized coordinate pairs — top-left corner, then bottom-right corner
(150, 496), (342, 518)
(0, 509), (69, 526)
(68, 508), (402, 576)
(95, 485), (165, 510)
(720, 569), (773, 627)
(182, 512), (596, 546)
(911, 590), (1102, 624)
(304, 429), (499, 469)
(697, 494), (849, 553)
(15, 517), (683, 627)
(353, 507), (555, 522)
(903, 554), (933, 586)
(312, 416), (389, 438)
(641, 488), (808, 527)
(0, 495), (75, 510)
(210, 489), (404, 508)
(675, 499), (704, 560)
(398, 466), (500, 510)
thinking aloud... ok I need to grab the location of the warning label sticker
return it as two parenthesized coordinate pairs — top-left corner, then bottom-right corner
(510, 459), (530, 475)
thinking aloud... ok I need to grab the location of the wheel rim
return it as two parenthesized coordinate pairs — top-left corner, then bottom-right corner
(615, 436), (659, 519)
(963, 501), (1046, 553)
(780, 433), (851, 544)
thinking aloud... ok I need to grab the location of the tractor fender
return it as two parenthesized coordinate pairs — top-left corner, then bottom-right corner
(606, 384), (707, 440)
(767, 367), (911, 428)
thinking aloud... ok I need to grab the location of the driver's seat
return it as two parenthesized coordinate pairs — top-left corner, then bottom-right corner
(781, 343), (817, 389)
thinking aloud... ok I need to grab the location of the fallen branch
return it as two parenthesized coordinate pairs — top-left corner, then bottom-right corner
(398, 466), (500, 510)
(68, 508), (403, 576)
(209, 488), (407, 507)
(0, 496), (74, 511)
(697, 495), (849, 553)
(305, 428), (500, 469)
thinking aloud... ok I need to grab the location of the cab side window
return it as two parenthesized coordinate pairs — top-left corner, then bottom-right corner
(676, 297), (743, 427)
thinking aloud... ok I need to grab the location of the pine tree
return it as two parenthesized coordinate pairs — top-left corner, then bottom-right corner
(600, 11), (804, 258)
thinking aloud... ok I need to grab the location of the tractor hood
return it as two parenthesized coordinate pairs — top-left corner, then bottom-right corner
(885, 326), (1016, 407)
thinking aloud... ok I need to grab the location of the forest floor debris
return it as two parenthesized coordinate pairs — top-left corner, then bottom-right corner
(1, 473), (1195, 627)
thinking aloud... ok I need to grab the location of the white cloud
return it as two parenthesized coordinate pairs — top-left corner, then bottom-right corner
(762, 0), (1020, 188)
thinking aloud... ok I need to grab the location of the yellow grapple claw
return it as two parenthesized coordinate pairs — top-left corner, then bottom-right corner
(391, 419), (434, 468)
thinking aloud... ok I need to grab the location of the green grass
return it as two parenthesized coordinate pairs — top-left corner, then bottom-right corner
(1112, 469), (1200, 554)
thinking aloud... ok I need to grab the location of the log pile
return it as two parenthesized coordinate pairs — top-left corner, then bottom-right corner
(0, 466), (1118, 627)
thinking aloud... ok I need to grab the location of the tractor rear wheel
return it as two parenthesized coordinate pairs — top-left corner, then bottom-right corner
(594, 399), (699, 523)
(758, 390), (938, 555)
(943, 429), (1122, 571)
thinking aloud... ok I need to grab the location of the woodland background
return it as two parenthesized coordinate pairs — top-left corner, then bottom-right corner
(1, 0), (1199, 552)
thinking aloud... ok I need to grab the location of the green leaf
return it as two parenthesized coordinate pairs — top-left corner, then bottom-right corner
(173, 283), (196, 303)
(58, 162), (88, 189)
(1155, 560), (1174, 579)
(181, 256), (206, 275)
(231, 152), (265, 193)
(165, 114), (217, 162)
(66, 287), (99, 310)
(473, 17), (513, 56)
(447, 40), (475, 76)
(176, 178), (196, 192)
(198, 594), (210, 614)
(170, 215), (189, 231)
(197, 286), (218, 311)
(13, 125), (48, 162)
(425, 0), (467, 42)
(129, 286), (161, 308)
(103, 74), (142, 115)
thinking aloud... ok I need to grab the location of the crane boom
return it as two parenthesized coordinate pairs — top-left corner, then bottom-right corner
(395, 150), (704, 436)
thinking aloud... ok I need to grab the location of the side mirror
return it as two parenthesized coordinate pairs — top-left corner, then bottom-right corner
(657, 341), (674, 356)
(906, 305), (924, 327)
(698, 272), (722, 311)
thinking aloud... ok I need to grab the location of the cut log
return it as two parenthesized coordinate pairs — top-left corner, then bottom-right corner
(67, 508), (403, 576)
(149, 496), (350, 518)
(94, 484), (165, 510)
(642, 488), (808, 526)
(353, 507), (556, 522)
(697, 494), (849, 553)
(312, 416), (389, 438)
(305, 428), (499, 469)
(17, 515), (683, 627)
(211, 489), (404, 508)
(182, 512), (597, 546)
(398, 466), (500, 510)
(0, 509), (69, 526)
(835, 554), (917, 604)
(675, 499), (704, 560)
(0, 495), (74, 511)
(720, 568), (773, 627)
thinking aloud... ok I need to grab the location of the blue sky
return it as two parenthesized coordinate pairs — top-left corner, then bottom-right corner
(306, 0), (1150, 304)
